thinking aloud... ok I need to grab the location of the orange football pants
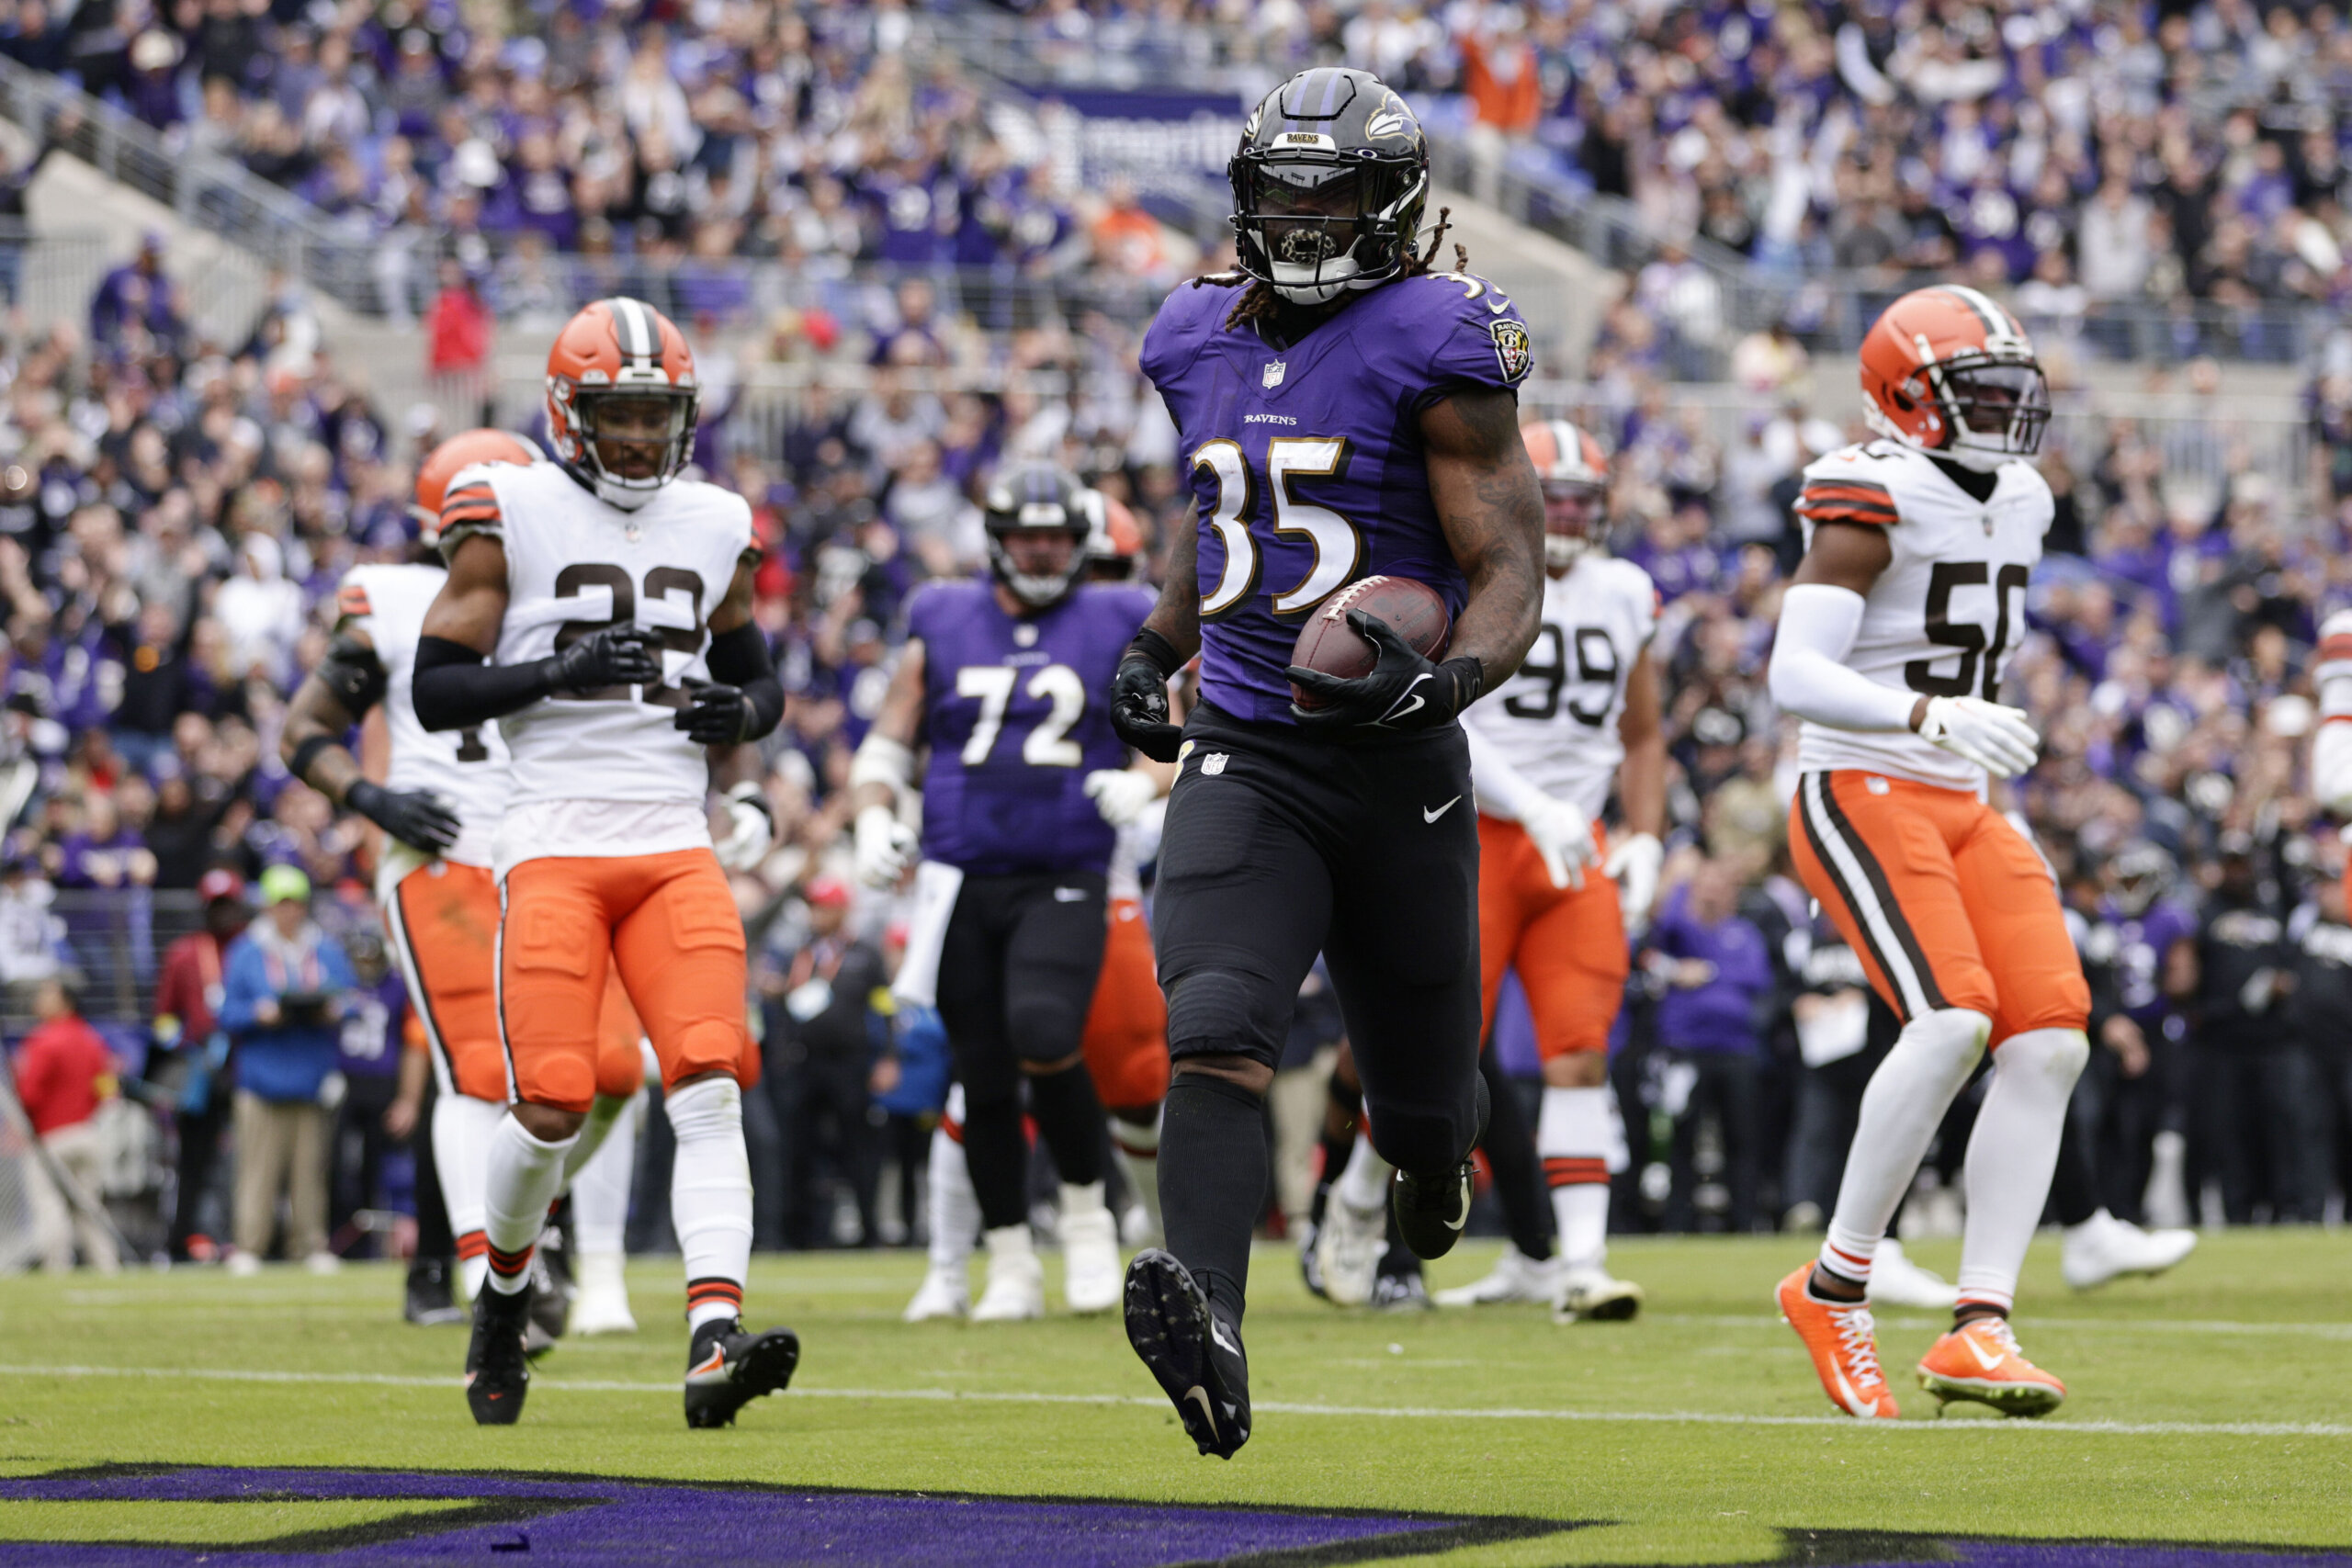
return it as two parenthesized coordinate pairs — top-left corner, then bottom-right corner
(1477, 815), (1629, 1059)
(1788, 771), (2087, 1043)
(499, 849), (749, 1113)
(392, 860), (645, 1105)
(1080, 897), (1170, 1113)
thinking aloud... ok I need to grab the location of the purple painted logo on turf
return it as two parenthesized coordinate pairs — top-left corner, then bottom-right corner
(0, 1467), (1503, 1566)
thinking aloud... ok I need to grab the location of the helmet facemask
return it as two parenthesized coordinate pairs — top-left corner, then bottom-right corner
(1917, 353), (2050, 473)
(1543, 479), (1606, 570)
(987, 514), (1090, 610)
(556, 383), (698, 511)
(1233, 154), (1425, 306)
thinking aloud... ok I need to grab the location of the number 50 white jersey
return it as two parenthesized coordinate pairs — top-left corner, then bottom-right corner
(1461, 554), (1657, 821)
(1791, 440), (2051, 793)
(439, 459), (754, 869)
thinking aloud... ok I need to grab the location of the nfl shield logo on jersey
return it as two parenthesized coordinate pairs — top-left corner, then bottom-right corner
(1202, 752), (1230, 776)
(1262, 361), (1286, 389)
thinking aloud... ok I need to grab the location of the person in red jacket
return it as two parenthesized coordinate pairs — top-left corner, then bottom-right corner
(424, 259), (494, 425)
(13, 975), (121, 1271)
(155, 867), (250, 1260)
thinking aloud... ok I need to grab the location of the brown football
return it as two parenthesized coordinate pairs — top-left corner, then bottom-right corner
(1288, 575), (1453, 710)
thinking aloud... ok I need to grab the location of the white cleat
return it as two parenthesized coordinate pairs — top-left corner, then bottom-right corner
(2062, 1209), (2198, 1291)
(1059, 1190), (1124, 1315)
(1313, 1194), (1386, 1308)
(1864, 1237), (1959, 1311)
(970, 1225), (1046, 1322)
(1434, 1247), (1559, 1306)
(901, 1263), (969, 1323)
(1552, 1265), (1644, 1323)
(569, 1251), (638, 1336)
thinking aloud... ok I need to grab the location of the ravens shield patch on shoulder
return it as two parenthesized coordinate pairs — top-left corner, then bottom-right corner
(1488, 319), (1532, 384)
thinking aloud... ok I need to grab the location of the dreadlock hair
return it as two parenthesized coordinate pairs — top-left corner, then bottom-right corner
(1191, 207), (1459, 333)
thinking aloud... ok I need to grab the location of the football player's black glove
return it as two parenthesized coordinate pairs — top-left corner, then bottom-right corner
(547, 626), (662, 694)
(1286, 610), (1483, 733)
(345, 780), (462, 855)
(674, 678), (754, 746)
(1110, 629), (1185, 763)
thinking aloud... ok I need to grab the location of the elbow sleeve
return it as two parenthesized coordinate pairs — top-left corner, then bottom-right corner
(411, 636), (553, 732)
(1768, 584), (1919, 734)
(706, 621), (784, 740)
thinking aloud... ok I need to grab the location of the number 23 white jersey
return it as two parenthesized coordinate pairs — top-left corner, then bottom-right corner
(1792, 441), (2051, 792)
(441, 459), (753, 856)
(1461, 554), (1657, 821)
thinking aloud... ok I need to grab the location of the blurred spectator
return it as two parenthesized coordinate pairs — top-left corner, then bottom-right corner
(12, 973), (120, 1271)
(88, 232), (187, 357)
(759, 875), (892, 1249)
(327, 927), (411, 1256)
(153, 866), (247, 1260)
(218, 863), (355, 1273)
(1645, 858), (1775, 1233)
(2183, 840), (2313, 1224)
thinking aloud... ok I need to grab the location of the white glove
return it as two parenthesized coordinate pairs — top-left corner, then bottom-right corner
(1520, 795), (1598, 890)
(712, 782), (775, 873)
(1083, 768), (1158, 829)
(854, 804), (916, 888)
(1916, 695), (2040, 779)
(1603, 830), (1665, 929)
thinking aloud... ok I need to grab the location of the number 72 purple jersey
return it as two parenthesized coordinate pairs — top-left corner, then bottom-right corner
(909, 579), (1156, 876)
(1140, 271), (1536, 726)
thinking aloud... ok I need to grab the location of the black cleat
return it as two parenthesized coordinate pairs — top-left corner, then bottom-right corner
(1392, 1073), (1488, 1262)
(404, 1258), (464, 1326)
(682, 1317), (801, 1429)
(1123, 1248), (1250, 1460)
(525, 1248), (568, 1357)
(464, 1282), (533, 1425)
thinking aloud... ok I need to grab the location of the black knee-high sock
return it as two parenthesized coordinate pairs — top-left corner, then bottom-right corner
(1025, 1062), (1104, 1186)
(2049, 1103), (2099, 1229)
(962, 1097), (1031, 1232)
(1160, 1075), (1268, 1325)
(1479, 1051), (1553, 1261)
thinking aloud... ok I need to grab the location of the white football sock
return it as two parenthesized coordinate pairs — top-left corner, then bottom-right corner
(1957, 1027), (2088, 1314)
(561, 1090), (631, 1186)
(1821, 1008), (1989, 1285)
(434, 1091), (504, 1300)
(1538, 1086), (1614, 1272)
(1111, 1107), (1162, 1239)
(1334, 1130), (1392, 1213)
(481, 1113), (577, 1295)
(927, 1124), (979, 1270)
(569, 1089), (641, 1257)
(665, 1077), (754, 1331)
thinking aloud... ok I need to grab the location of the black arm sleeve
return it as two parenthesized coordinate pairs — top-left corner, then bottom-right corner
(411, 636), (560, 732)
(704, 621), (785, 740)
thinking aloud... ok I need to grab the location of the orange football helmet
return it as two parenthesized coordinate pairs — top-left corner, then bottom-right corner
(1859, 285), (2048, 471)
(1521, 418), (1609, 570)
(544, 297), (699, 510)
(1083, 490), (1145, 581)
(410, 428), (541, 539)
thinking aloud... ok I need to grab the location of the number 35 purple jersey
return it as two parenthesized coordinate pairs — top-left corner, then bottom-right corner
(910, 579), (1156, 875)
(1140, 271), (1535, 725)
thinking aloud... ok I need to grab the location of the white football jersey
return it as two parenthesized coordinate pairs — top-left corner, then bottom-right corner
(1463, 554), (1657, 821)
(337, 562), (510, 869)
(442, 459), (753, 872)
(1792, 441), (2051, 792)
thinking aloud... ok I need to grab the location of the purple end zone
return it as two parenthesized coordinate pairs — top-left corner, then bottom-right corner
(0, 1466), (1469, 1567)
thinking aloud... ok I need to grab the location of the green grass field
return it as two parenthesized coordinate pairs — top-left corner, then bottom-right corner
(3, 1229), (2349, 1564)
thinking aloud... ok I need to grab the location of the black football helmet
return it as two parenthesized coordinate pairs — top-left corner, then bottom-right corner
(1230, 67), (1430, 306)
(981, 461), (1091, 610)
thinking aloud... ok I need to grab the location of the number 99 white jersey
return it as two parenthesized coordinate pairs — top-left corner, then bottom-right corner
(1461, 554), (1657, 821)
(1792, 441), (2052, 792)
(438, 459), (754, 871)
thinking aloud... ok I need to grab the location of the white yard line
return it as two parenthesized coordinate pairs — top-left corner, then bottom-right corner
(1651, 1314), (2352, 1338)
(1, 1363), (2346, 1438)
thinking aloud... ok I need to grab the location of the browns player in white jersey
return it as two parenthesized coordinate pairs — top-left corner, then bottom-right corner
(281, 430), (650, 1341)
(1766, 285), (2091, 1419)
(409, 299), (792, 1429)
(1427, 419), (1662, 1321)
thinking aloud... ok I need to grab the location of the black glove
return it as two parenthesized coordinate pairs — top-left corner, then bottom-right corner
(674, 678), (752, 745)
(345, 779), (461, 855)
(1109, 630), (1185, 763)
(546, 626), (662, 694)
(1286, 610), (1483, 733)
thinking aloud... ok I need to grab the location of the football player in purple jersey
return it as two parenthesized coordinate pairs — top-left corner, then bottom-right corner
(1107, 66), (1545, 1457)
(852, 462), (1159, 1323)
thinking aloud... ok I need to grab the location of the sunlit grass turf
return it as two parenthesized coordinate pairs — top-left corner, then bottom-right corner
(3, 1228), (2349, 1564)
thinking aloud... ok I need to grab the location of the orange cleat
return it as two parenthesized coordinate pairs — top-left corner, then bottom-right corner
(1777, 1264), (1900, 1419)
(1917, 1316), (2065, 1417)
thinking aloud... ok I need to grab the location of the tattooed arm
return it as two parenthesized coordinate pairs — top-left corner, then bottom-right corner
(1421, 386), (1544, 687)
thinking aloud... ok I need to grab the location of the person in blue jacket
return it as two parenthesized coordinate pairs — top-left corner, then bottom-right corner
(1646, 855), (1776, 1233)
(219, 864), (356, 1274)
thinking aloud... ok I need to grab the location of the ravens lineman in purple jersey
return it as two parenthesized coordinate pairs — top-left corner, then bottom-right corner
(852, 462), (1158, 1321)
(1107, 67), (1546, 1458)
